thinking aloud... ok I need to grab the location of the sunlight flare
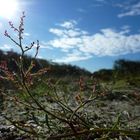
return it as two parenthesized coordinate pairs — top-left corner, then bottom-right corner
(0, 0), (19, 19)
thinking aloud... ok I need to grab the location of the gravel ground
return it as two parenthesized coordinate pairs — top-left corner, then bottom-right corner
(0, 90), (140, 140)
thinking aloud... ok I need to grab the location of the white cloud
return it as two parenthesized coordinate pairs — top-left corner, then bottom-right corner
(59, 20), (77, 29)
(0, 44), (12, 50)
(79, 29), (140, 56)
(49, 27), (88, 38)
(24, 32), (30, 36)
(37, 55), (43, 59)
(43, 20), (140, 63)
(94, 0), (140, 18)
(54, 50), (92, 63)
(118, 2), (140, 17)
(40, 41), (53, 49)
(49, 28), (65, 37)
(48, 37), (82, 50)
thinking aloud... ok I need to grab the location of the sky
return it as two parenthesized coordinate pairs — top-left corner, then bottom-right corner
(0, 0), (140, 72)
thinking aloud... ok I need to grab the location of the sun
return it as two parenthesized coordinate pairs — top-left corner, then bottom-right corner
(0, 0), (19, 19)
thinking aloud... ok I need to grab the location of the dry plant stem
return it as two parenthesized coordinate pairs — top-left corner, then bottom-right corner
(52, 86), (90, 128)
(4, 116), (37, 135)
(24, 43), (34, 53)
(22, 82), (69, 123)
(8, 36), (20, 47)
(13, 97), (39, 110)
(54, 96), (90, 128)
(5, 15), (74, 131)
(8, 38), (71, 131)
(15, 27), (70, 124)
(47, 128), (140, 140)
(103, 113), (121, 139)
(70, 97), (96, 122)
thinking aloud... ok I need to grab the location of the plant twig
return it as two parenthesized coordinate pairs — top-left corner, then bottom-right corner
(47, 128), (140, 140)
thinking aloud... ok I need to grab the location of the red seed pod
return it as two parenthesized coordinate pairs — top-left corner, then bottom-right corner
(4, 30), (10, 37)
(79, 76), (84, 91)
(75, 94), (81, 101)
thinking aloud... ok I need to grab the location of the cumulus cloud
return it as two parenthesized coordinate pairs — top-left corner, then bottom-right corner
(79, 28), (140, 56)
(49, 27), (88, 38)
(118, 2), (140, 17)
(48, 37), (82, 50)
(59, 20), (77, 29)
(54, 50), (92, 63)
(43, 20), (140, 63)
(40, 41), (53, 49)
(0, 44), (12, 50)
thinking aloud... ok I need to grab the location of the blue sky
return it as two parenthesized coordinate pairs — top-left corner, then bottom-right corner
(0, 0), (140, 72)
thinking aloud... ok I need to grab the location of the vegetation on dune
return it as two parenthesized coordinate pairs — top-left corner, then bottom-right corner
(93, 59), (140, 88)
(1, 49), (140, 89)
(0, 50), (91, 77)
(0, 12), (140, 139)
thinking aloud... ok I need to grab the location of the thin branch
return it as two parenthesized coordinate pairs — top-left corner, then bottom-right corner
(47, 128), (140, 140)
(3, 116), (37, 135)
